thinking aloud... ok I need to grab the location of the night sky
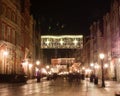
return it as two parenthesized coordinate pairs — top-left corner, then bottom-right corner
(30, 0), (112, 64)
(30, 0), (112, 36)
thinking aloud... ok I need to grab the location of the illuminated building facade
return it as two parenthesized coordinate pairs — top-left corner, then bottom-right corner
(41, 35), (83, 73)
(0, 0), (35, 77)
(84, 0), (120, 81)
(51, 58), (75, 73)
(108, 0), (120, 81)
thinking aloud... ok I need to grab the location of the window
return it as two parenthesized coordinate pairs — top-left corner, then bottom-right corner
(1, 23), (5, 39)
(11, 12), (16, 22)
(12, 30), (15, 44)
(7, 26), (11, 42)
(6, 8), (11, 19)
(1, 4), (6, 16)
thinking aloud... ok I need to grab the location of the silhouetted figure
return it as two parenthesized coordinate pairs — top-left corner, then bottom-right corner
(81, 73), (85, 80)
(36, 71), (41, 82)
(90, 74), (95, 82)
(94, 76), (98, 85)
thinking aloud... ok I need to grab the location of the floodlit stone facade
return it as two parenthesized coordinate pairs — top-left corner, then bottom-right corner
(82, 0), (120, 81)
(0, 0), (35, 78)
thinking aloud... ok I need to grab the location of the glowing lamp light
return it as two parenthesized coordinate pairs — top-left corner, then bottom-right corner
(22, 61), (28, 66)
(35, 67), (39, 72)
(82, 67), (85, 70)
(104, 64), (108, 68)
(90, 63), (94, 67)
(60, 39), (64, 45)
(99, 53), (105, 87)
(46, 65), (50, 69)
(119, 58), (120, 62)
(73, 39), (78, 45)
(99, 53), (105, 59)
(29, 64), (33, 68)
(51, 68), (54, 72)
(95, 65), (100, 69)
(3, 51), (9, 56)
(22, 62), (26, 66)
(36, 60), (40, 65)
(85, 68), (91, 74)
(45, 39), (50, 45)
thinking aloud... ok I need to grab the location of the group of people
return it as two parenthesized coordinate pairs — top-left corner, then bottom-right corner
(36, 71), (98, 85)
(67, 72), (85, 83)
(90, 73), (98, 84)
(67, 72), (98, 85)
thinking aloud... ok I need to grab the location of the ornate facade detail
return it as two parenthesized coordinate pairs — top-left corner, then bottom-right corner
(0, 0), (35, 77)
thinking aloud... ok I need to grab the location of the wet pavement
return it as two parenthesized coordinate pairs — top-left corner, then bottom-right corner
(0, 77), (119, 96)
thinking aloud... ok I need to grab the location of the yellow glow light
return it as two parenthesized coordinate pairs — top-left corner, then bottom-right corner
(36, 60), (40, 65)
(45, 39), (50, 45)
(3, 51), (9, 56)
(35, 67), (39, 72)
(60, 39), (64, 45)
(73, 39), (78, 45)
(99, 53), (105, 59)
(46, 65), (50, 69)
(29, 64), (33, 68)
(104, 64), (108, 68)
(90, 63), (94, 67)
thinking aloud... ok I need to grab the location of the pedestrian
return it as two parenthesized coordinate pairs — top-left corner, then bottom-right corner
(36, 71), (41, 82)
(94, 76), (98, 85)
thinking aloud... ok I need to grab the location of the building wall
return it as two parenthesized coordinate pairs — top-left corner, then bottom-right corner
(87, 0), (120, 81)
(109, 0), (120, 81)
(103, 13), (113, 79)
(0, 0), (35, 77)
(89, 21), (104, 78)
(82, 38), (90, 68)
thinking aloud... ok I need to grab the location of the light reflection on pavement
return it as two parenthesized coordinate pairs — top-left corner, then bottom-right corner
(0, 78), (119, 96)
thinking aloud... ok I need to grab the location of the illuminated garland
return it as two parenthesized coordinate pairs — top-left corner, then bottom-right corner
(41, 35), (83, 49)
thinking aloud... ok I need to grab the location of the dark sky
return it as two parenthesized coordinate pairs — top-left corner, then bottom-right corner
(30, 0), (112, 36)
(30, 0), (112, 64)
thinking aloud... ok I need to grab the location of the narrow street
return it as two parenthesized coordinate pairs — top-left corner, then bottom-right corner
(0, 77), (119, 96)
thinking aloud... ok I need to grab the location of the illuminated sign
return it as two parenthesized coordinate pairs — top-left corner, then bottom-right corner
(51, 58), (75, 65)
(41, 35), (83, 49)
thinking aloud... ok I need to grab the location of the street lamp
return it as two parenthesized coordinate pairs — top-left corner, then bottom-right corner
(35, 60), (41, 82)
(90, 63), (94, 73)
(99, 53), (105, 87)
(36, 60), (40, 65)
(46, 65), (50, 69)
